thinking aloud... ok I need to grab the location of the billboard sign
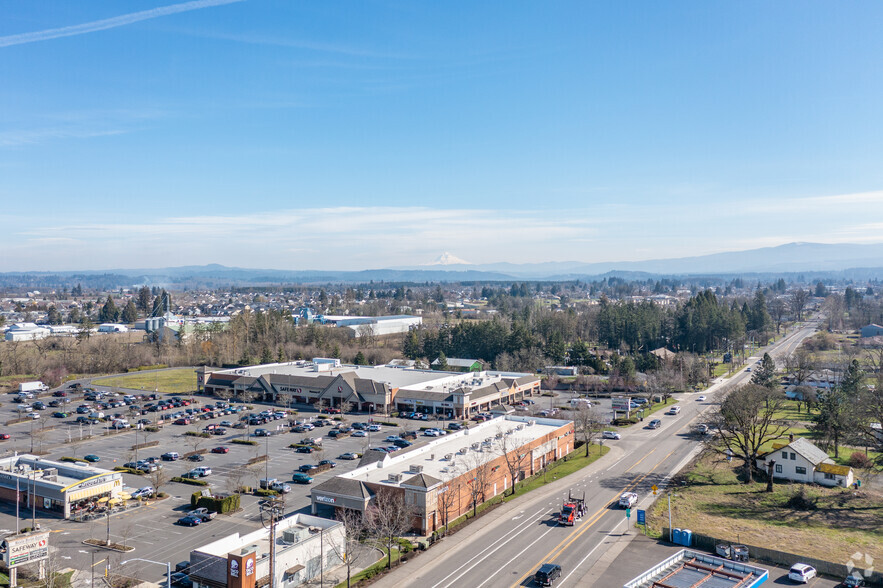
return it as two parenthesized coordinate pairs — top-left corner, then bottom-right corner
(611, 397), (632, 412)
(2, 532), (50, 568)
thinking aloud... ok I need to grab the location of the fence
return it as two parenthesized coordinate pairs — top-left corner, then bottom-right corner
(664, 528), (882, 585)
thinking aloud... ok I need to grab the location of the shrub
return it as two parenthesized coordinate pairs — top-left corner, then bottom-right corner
(184, 432), (211, 438)
(848, 451), (874, 469)
(113, 467), (144, 475)
(59, 456), (87, 463)
(253, 488), (278, 497)
(171, 476), (208, 486)
(232, 439), (257, 446)
(144, 426), (160, 433)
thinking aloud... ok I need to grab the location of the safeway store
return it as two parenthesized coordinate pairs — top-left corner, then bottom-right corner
(0, 455), (123, 519)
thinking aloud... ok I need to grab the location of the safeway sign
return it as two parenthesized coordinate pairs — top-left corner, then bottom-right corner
(2, 532), (50, 568)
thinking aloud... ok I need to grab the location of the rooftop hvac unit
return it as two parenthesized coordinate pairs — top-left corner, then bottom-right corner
(429, 454), (435, 461)
(484, 437), (492, 443)
(458, 447), (468, 455)
(471, 442), (479, 450)
(516, 424), (524, 430)
(527, 420), (535, 426)
(388, 473), (403, 483)
(444, 453), (453, 461)
(282, 527), (311, 544)
(495, 432), (503, 439)
(409, 465), (424, 473)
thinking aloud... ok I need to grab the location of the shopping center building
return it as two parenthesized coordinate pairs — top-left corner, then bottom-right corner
(0, 455), (123, 519)
(310, 414), (574, 535)
(198, 359), (541, 418)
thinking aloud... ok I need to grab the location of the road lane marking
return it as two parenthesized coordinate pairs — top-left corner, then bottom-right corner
(430, 506), (547, 588)
(559, 517), (627, 586)
(509, 449), (676, 588)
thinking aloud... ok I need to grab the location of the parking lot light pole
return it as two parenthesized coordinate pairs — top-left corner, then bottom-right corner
(121, 558), (171, 588)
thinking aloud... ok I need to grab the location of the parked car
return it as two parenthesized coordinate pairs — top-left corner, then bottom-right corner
(177, 515), (202, 527)
(447, 423), (464, 431)
(840, 576), (867, 587)
(192, 467), (212, 477)
(322, 408), (341, 414)
(188, 507), (216, 522)
(788, 563), (817, 583)
(211, 446), (229, 454)
(84, 454), (100, 462)
(367, 424), (381, 432)
(602, 430), (621, 440)
(170, 573), (190, 587)
(131, 487), (155, 499)
(188, 454), (205, 462)
(298, 464), (318, 473)
(318, 460), (336, 468)
(161, 452), (180, 461)
(291, 473), (313, 484)
(0, 434), (10, 440)
(393, 439), (412, 448)
(295, 446), (314, 454)
(352, 430), (367, 437)
(338, 452), (359, 460)
(423, 429), (443, 437)
(534, 563), (562, 586)
(385, 435), (403, 442)
(52, 411), (69, 418)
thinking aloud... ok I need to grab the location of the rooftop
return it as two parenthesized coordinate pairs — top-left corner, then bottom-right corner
(216, 360), (535, 395)
(623, 549), (769, 588)
(193, 513), (340, 560)
(330, 415), (570, 487)
(0, 454), (114, 488)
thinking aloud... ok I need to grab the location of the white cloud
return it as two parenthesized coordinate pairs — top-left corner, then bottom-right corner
(0, 0), (245, 48)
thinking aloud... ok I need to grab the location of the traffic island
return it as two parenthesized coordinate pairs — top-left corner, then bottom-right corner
(82, 538), (135, 553)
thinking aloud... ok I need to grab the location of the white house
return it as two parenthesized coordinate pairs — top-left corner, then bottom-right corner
(756, 437), (854, 488)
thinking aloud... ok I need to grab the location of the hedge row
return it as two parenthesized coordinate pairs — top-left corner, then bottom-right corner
(59, 456), (88, 463)
(190, 492), (240, 513)
(113, 467), (144, 475)
(232, 439), (257, 446)
(184, 432), (211, 438)
(247, 455), (268, 465)
(171, 476), (208, 486)
(253, 488), (278, 497)
(131, 440), (160, 450)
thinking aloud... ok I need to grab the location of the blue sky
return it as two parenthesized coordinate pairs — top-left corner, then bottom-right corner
(2, 1), (883, 271)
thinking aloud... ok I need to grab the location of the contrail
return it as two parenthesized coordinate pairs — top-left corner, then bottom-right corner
(0, 0), (245, 48)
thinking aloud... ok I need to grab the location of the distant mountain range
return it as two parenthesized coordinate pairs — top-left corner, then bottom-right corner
(2, 242), (883, 288)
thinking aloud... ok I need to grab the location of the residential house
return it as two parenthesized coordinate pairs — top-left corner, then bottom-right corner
(756, 437), (854, 488)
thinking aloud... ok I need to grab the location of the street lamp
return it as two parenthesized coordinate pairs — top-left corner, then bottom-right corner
(120, 558), (171, 588)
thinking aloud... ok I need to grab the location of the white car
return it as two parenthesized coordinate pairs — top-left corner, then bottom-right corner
(131, 486), (155, 499)
(788, 563), (817, 583)
(697, 395), (707, 401)
(385, 435), (403, 442)
(29, 413), (40, 419)
(367, 424), (381, 432)
(352, 430), (367, 437)
(602, 430), (621, 440)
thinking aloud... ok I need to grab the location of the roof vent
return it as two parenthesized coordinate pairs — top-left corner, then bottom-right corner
(388, 473), (403, 483)
(444, 453), (453, 461)
(409, 465), (424, 474)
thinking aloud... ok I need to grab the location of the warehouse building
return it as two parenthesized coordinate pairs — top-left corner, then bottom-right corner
(310, 415), (574, 535)
(199, 359), (540, 418)
(317, 314), (422, 338)
(0, 455), (123, 519)
(188, 513), (344, 588)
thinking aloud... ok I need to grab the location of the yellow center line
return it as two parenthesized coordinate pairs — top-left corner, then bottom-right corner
(92, 558), (106, 568)
(623, 447), (656, 474)
(509, 449), (676, 588)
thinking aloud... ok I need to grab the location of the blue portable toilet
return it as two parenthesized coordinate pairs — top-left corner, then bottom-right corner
(681, 529), (692, 546)
(671, 528), (682, 545)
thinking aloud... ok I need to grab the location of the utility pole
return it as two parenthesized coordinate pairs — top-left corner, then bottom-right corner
(260, 498), (284, 588)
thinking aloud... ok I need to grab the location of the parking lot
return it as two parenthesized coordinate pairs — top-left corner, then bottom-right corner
(0, 383), (568, 583)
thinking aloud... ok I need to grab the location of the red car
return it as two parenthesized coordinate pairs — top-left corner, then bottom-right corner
(0, 434), (10, 440)
(322, 408), (341, 414)
(211, 446), (229, 454)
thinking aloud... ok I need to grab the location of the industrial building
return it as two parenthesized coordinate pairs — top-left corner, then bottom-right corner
(316, 314), (422, 338)
(188, 513), (344, 588)
(623, 549), (769, 588)
(310, 415), (574, 535)
(0, 455), (124, 520)
(4, 323), (50, 342)
(199, 359), (540, 418)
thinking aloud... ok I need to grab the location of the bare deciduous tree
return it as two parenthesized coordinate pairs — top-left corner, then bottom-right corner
(496, 426), (530, 496)
(572, 404), (604, 457)
(366, 487), (414, 570)
(146, 468), (168, 497)
(790, 289), (810, 321)
(437, 473), (461, 536)
(329, 507), (370, 588)
(708, 384), (791, 483)
(459, 449), (493, 517)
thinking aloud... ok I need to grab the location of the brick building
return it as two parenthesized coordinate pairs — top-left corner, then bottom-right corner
(310, 415), (574, 535)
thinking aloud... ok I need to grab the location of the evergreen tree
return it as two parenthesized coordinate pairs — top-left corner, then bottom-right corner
(122, 300), (138, 324)
(750, 353), (778, 389)
(136, 286), (152, 313)
(354, 351), (367, 365)
(98, 295), (119, 322)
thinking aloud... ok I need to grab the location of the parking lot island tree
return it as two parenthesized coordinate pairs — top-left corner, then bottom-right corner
(366, 487), (414, 570)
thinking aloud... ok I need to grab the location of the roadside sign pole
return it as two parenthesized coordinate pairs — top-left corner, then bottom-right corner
(625, 508), (631, 534)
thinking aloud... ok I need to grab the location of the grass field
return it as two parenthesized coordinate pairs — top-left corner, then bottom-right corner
(94, 368), (196, 395)
(646, 453), (883, 565)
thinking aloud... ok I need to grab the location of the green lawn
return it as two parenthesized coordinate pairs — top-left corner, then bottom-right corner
(646, 453), (883, 565)
(94, 368), (196, 395)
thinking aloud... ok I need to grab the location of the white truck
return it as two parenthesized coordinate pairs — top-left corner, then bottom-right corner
(19, 381), (48, 393)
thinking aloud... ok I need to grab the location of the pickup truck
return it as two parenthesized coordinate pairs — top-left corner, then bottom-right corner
(619, 492), (638, 509)
(188, 507), (216, 522)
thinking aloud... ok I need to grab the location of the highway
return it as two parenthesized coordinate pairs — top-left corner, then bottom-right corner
(376, 320), (820, 588)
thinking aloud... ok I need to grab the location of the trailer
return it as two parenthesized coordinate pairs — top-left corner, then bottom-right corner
(558, 490), (586, 526)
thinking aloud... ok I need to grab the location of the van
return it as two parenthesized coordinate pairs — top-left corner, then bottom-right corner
(534, 563), (561, 586)
(569, 398), (592, 408)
